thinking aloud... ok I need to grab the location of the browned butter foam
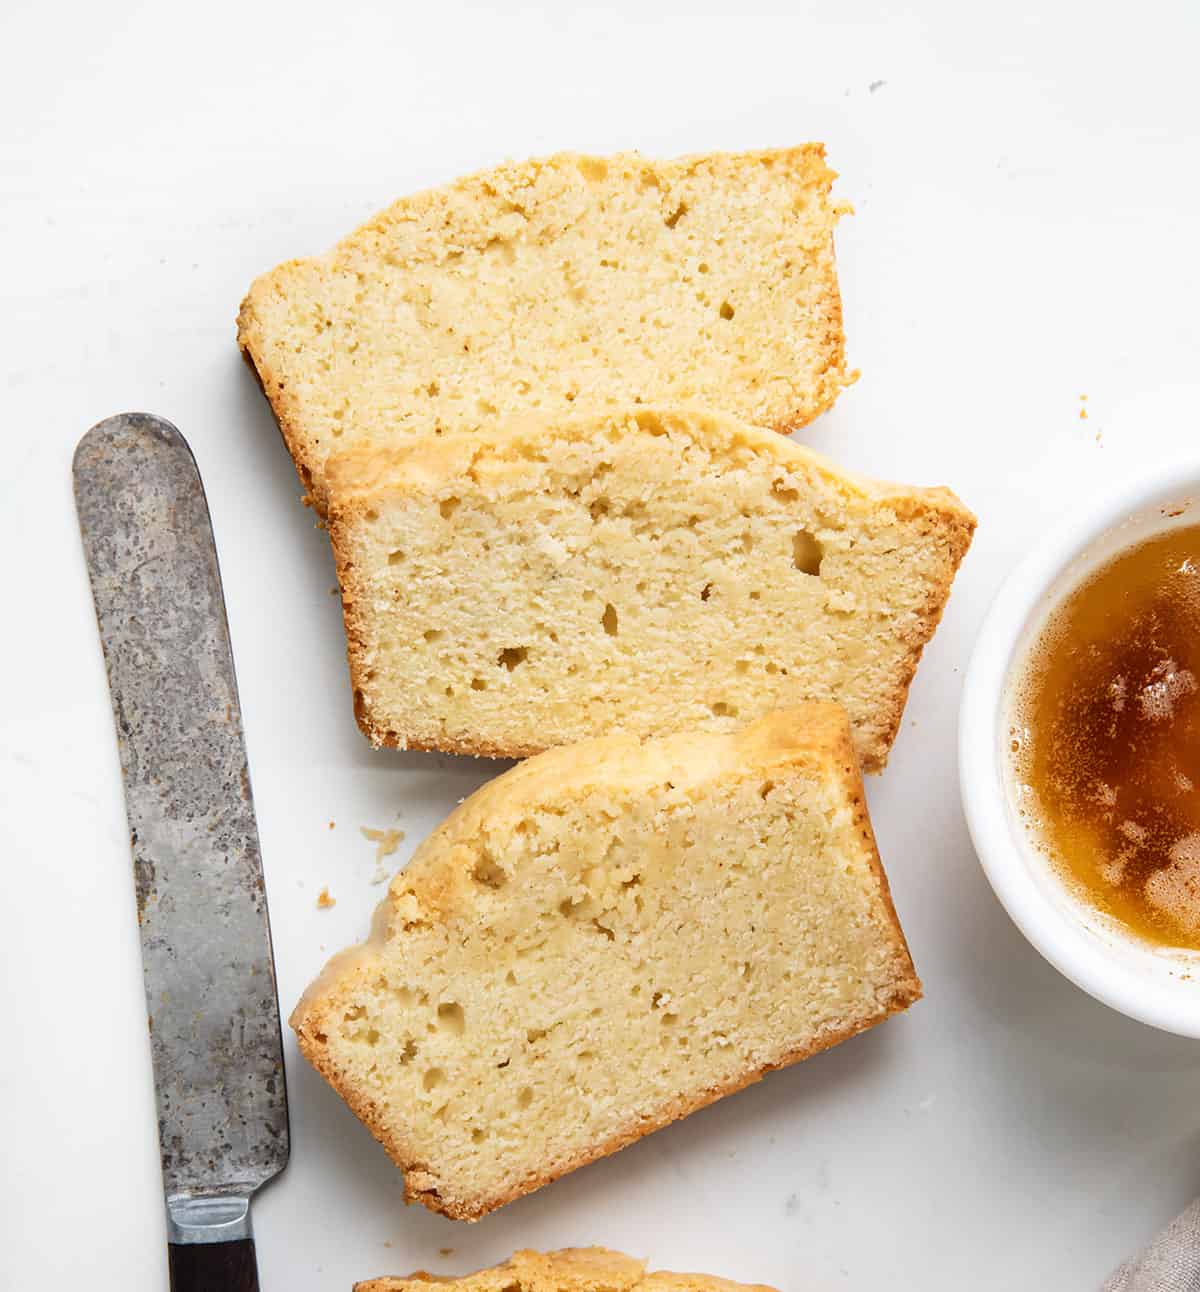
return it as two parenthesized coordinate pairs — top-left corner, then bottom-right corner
(1009, 525), (1200, 949)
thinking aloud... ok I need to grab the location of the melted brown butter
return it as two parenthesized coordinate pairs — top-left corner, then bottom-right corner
(1011, 526), (1200, 948)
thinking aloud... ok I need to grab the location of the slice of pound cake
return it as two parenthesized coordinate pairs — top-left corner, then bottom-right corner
(238, 146), (854, 511)
(327, 407), (974, 772)
(291, 706), (921, 1220)
(356, 1247), (777, 1292)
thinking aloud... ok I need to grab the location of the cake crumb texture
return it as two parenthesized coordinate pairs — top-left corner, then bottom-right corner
(238, 146), (854, 511)
(292, 706), (921, 1220)
(328, 406), (974, 771)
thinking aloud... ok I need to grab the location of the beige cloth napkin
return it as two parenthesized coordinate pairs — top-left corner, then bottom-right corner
(1106, 1201), (1200, 1291)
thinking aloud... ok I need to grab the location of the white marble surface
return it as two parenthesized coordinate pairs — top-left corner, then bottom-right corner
(3, 1), (1200, 1287)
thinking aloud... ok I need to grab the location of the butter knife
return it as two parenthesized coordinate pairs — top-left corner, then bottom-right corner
(73, 413), (289, 1292)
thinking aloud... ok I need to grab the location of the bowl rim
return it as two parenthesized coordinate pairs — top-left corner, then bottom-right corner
(958, 454), (1200, 1038)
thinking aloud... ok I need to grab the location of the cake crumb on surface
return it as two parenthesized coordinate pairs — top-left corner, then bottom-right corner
(316, 887), (336, 909)
(361, 825), (405, 855)
(362, 825), (406, 884)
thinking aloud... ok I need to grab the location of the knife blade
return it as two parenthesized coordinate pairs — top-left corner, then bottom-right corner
(73, 413), (288, 1291)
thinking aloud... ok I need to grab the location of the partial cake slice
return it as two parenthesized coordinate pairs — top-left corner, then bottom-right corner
(356, 1247), (776, 1292)
(327, 406), (975, 772)
(237, 146), (854, 511)
(291, 706), (921, 1221)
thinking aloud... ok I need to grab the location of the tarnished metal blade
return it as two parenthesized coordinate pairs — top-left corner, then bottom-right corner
(73, 413), (289, 1215)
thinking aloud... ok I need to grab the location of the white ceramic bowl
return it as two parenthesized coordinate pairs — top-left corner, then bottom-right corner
(960, 458), (1200, 1037)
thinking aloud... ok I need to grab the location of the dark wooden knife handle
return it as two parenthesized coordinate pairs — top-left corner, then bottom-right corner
(169, 1239), (259, 1292)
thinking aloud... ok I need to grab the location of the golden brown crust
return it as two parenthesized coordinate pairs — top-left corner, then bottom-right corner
(237, 296), (320, 507)
(767, 226), (859, 438)
(826, 712), (922, 989)
(291, 707), (920, 1221)
(354, 1247), (645, 1292)
(355, 1247), (777, 1292)
(850, 498), (977, 769)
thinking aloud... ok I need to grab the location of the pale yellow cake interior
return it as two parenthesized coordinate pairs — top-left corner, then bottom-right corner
(330, 407), (974, 770)
(238, 147), (852, 507)
(291, 709), (918, 1219)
